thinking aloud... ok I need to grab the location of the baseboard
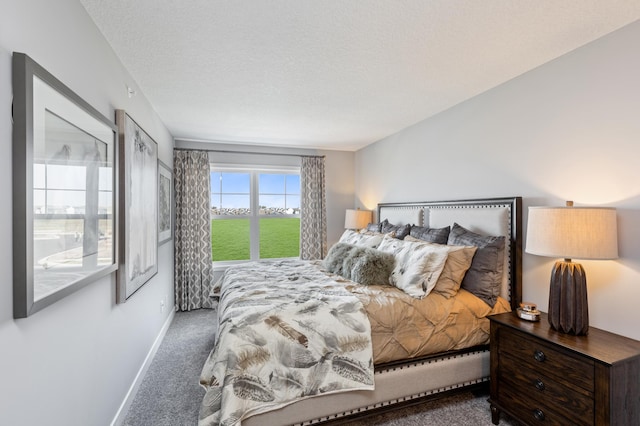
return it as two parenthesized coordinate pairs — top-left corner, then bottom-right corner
(110, 309), (176, 426)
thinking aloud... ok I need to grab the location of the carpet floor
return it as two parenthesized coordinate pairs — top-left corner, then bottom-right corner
(123, 309), (518, 426)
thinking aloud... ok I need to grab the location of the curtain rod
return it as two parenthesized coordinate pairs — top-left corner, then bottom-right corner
(173, 147), (324, 159)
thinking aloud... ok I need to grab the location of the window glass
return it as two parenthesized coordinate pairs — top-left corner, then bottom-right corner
(211, 218), (250, 261)
(46, 164), (86, 190)
(286, 174), (300, 193)
(259, 217), (300, 259)
(221, 172), (250, 193)
(286, 195), (300, 210)
(259, 174), (284, 193)
(211, 172), (251, 214)
(259, 173), (301, 215)
(211, 168), (300, 262)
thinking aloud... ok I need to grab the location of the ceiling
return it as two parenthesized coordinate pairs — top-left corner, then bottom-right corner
(80, 1), (640, 151)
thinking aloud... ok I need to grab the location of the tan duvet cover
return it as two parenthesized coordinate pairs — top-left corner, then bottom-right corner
(345, 282), (511, 364)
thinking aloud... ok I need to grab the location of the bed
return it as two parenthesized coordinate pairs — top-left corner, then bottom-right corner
(199, 197), (522, 426)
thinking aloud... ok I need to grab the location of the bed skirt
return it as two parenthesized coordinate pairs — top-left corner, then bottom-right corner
(242, 347), (490, 426)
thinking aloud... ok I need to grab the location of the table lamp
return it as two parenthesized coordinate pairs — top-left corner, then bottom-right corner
(344, 209), (372, 230)
(525, 201), (618, 335)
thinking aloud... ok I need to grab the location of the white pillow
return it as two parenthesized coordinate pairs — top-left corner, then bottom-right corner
(377, 235), (450, 298)
(338, 229), (384, 248)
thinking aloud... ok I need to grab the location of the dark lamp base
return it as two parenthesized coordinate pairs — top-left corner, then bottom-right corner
(548, 261), (589, 335)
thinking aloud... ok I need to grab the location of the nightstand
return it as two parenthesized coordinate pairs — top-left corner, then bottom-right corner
(488, 312), (640, 425)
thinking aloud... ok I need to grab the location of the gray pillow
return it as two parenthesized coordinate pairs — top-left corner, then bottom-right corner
(323, 243), (358, 276)
(409, 225), (450, 244)
(343, 247), (395, 286)
(380, 219), (411, 240)
(447, 223), (505, 307)
(365, 222), (382, 233)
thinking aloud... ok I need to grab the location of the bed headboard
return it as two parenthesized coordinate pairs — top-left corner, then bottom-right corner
(378, 197), (522, 310)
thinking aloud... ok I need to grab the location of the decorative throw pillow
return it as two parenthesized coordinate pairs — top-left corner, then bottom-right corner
(433, 244), (477, 298)
(339, 229), (357, 242)
(409, 225), (451, 244)
(380, 219), (411, 240)
(343, 247), (395, 286)
(377, 235), (450, 298)
(339, 229), (384, 248)
(447, 223), (505, 307)
(323, 242), (358, 276)
(404, 236), (477, 298)
(365, 222), (382, 233)
(376, 234), (405, 253)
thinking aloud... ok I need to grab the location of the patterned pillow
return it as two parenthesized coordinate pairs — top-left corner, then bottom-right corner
(447, 223), (506, 307)
(409, 225), (451, 244)
(404, 236), (477, 298)
(377, 235), (450, 298)
(380, 219), (411, 240)
(338, 229), (384, 248)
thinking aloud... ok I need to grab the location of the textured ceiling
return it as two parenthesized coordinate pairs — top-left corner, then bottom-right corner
(80, 1), (640, 151)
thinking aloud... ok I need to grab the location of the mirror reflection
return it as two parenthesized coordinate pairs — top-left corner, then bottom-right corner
(32, 110), (113, 301)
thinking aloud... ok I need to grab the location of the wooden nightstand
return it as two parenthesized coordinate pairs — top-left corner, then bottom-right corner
(488, 312), (640, 425)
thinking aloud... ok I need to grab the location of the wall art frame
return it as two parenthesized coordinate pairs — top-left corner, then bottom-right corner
(157, 160), (173, 245)
(12, 52), (119, 318)
(116, 110), (158, 303)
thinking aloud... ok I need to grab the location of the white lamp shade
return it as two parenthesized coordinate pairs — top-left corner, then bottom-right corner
(344, 209), (372, 230)
(526, 206), (618, 260)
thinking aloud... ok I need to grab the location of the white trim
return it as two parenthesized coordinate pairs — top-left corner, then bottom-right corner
(110, 310), (176, 426)
(210, 163), (300, 173)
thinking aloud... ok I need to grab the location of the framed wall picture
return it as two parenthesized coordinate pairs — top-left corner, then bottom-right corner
(116, 110), (158, 303)
(158, 160), (173, 245)
(12, 52), (118, 318)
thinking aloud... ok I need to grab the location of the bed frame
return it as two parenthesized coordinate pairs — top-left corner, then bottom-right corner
(242, 197), (522, 425)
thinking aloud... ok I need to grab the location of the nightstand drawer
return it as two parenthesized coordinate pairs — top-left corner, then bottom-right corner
(499, 326), (594, 391)
(500, 353), (594, 424)
(499, 382), (590, 426)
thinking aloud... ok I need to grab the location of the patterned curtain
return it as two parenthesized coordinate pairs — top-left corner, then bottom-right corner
(300, 156), (328, 260)
(173, 150), (215, 311)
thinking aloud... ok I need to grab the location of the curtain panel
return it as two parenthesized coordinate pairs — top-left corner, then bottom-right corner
(173, 150), (215, 311)
(300, 156), (328, 260)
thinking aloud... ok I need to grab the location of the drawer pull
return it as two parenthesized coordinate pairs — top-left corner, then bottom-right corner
(533, 408), (545, 421)
(534, 349), (546, 362)
(534, 379), (545, 391)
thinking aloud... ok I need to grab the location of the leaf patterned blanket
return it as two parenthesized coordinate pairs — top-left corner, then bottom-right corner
(198, 259), (374, 426)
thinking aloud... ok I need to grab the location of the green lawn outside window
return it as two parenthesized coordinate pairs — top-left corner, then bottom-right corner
(211, 218), (300, 261)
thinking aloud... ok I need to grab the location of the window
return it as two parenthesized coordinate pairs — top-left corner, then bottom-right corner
(33, 162), (113, 273)
(210, 166), (300, 262)
(32, 112), (114, 300)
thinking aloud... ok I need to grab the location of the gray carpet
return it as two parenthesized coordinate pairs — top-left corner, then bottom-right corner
(123, 309), (518, 426)
(123, 309), (218, 426)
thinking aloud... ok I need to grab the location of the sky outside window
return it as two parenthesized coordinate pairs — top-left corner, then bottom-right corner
(211, 172), (250, 209)
(259, 173), (300, 210)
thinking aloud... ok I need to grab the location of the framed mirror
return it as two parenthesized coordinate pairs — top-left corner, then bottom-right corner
(12, 52), (118, 318)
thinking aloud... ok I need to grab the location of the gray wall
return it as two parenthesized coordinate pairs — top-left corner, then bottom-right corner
(355, 21), (640, 340)
(0, 1), (175, 424)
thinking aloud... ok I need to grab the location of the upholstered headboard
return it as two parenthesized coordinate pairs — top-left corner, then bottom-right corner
(378, 197), (522, 309)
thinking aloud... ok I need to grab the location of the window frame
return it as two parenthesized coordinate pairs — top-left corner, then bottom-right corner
(210, 163), (301, 266)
